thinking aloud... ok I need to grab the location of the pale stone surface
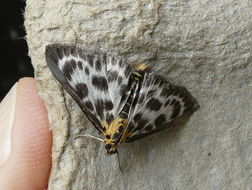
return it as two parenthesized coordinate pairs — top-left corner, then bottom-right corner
(25, 0), (252, 189)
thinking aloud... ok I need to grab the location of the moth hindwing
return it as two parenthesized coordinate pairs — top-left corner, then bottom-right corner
(46, 44), (199, 154)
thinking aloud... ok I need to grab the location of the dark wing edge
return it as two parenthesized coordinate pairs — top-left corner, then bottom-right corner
(45, 45), (104, 133)
(125, 122), (173, 142)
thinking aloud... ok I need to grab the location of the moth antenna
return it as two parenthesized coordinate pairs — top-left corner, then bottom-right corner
(75, 134), (103, 142)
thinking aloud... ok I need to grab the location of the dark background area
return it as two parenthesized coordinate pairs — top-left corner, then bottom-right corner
(0, 1), (33, 101)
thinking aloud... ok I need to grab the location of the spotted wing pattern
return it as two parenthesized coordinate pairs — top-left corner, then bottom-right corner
(46, 45), (132, 133)
(125, 72), (199, 142)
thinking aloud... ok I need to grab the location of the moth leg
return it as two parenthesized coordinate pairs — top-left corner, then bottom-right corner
(116, 151), (123, 172)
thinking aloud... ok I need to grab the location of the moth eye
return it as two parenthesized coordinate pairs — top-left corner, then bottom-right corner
(105, 134), (111, 139)
(118, 125), (124, 133)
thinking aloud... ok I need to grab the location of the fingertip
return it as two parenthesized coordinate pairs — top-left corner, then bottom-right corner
(0, 78), (52, 189)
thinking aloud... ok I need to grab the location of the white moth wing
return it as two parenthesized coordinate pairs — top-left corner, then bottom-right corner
(45, 45), (132, 131)
(125, 72), (199, 141)
(106, 54), (132, 114)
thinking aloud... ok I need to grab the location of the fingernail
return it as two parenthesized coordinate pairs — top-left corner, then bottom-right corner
(0, 83), (17, 167)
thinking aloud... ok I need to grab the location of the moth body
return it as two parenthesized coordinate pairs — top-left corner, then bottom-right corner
(103, 65), (146, 154)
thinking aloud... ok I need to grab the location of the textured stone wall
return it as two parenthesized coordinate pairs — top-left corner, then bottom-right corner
(25, 0), (252, 189)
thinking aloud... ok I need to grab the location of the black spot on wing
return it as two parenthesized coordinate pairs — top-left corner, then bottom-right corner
(147, 90), (155, 97)
(127, 75), (134, 88)
(184, 97), (195, 109)
(145, 125), (153, 131)
(177, 88), (188, 99)
(106, 113), (114, 125)
(63, 60), (77, 81)
(85, 101), (94, 111)
(56, 48), (64, 59)
(70, 59), (77, 66)
(95, 99), (104, 119)
(132, 118), (148, 133)
(125, 65), (131, 77)
(63, 46), (70, 56)
(154, 77), (160, 85)
(173, 87), (182, 96)
(75, 83), (89, 99)
(105, 100), (114, 111)
(92, 76), (109, 91)
(102, 53), (107, 64)
(170, 99), (176, 105)
(95, 59), (101, 71)
(128, 122), (135, 132)
(177, 87), (198, 111)
(154, 114), (166, 126)
(87, 54), (94, 67)
(161, 87), (169, 97)
(85, 67), (89, 75)
(164, 99), (170, 106)
(145, 77), (152, 87)
(133, 113), (143, 121)
(165, 86), (175, 97)
(119, 84), (127, 96)
(146, 98), (162, 111)
(117, 76), (123, 85)
(70, 47), (77, 57)
(119, 85), (129, 103)
(77, 49), (87, 61)
(108, 71), (118, 83)
(158, 79), (165, 88)
(111, 56), (116, 65)
(171, 101), (181, 119)
(138, 93), (145, 104)
(77, 61), (83, 70)
(118, 59), (123, 67)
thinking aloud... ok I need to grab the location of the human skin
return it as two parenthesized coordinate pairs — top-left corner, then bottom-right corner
(0, 78), (51, 190)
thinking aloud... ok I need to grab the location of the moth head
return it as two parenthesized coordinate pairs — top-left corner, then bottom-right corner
(103, 129), (121, 155)
(104, 143), (118, 155)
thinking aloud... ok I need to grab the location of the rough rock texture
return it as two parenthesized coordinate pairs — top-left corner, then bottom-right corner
(25, 0), (252, 189)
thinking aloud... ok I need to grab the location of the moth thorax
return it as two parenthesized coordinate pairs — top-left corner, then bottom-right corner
(104, 118), (127, 142)
(103, 118), (127, 154)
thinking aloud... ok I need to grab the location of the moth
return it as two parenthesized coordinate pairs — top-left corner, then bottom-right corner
(46, 45), (199, 154)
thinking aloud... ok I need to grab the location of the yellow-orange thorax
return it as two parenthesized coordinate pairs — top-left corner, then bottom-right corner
(101, 118), (128, 154)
